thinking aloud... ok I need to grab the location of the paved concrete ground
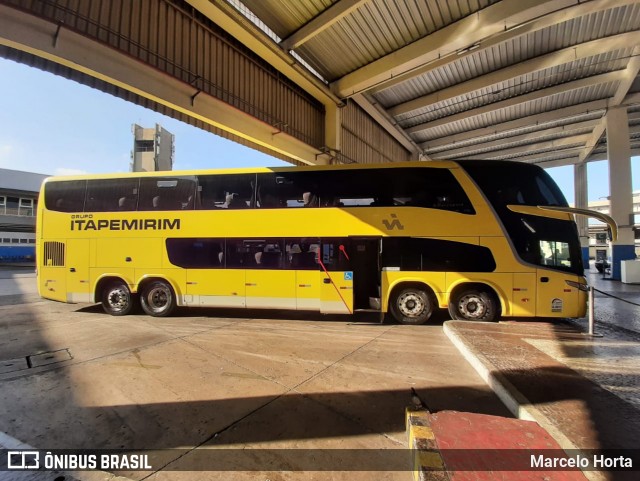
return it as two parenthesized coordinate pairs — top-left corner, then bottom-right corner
(0, 271), (509, 480)
(445, 320), (640, 481)
(2, 267), (640, 480)
(0, 266), (39, 306)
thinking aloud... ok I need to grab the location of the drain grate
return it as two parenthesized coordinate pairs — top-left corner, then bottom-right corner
(0, 349), (72, 374)
(0, 358), (29, 374)
(28, 349), (73, 367)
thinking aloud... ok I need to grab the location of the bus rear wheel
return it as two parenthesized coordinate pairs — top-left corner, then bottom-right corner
(140, 280), (176, 317)
(449, 288), (498, 322)
(101, 281), (134, 316)
(389, 286), (435, 325)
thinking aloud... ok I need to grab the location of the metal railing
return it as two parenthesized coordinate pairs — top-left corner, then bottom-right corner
(587, 285), (640, 337)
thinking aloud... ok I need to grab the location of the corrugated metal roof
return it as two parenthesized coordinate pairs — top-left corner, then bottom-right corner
(3, 0), (639, 171)
(431, 126), (595, 159)
(373, 4), (640, 106)
(425, 111), (605, 154)
(224, 0), (640, 164)
(484, 141), (586, 161)
(393, 54), (627, 126)
(289, 0), (497, 81)
(412, 82), (619, 143)
(239, 0), (336, 39)
(403, 81), (619, 133)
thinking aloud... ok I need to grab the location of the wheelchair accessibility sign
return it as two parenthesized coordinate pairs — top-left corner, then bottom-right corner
(344, 271), (353, 281)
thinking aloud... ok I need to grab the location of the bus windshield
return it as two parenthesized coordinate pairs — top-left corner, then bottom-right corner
(458, 160), (583, 275)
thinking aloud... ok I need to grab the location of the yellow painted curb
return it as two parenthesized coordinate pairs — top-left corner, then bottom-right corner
(406, 407), (449, 481)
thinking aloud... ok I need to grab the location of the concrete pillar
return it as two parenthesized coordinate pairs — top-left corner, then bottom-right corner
(606, 107), (634, 280)
(574, 162), (590, 271)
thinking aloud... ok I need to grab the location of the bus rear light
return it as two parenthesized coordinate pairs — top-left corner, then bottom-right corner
(565, 280), (588, 291)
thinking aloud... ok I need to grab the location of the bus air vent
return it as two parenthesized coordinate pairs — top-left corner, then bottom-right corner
(44, 241), (66, 267)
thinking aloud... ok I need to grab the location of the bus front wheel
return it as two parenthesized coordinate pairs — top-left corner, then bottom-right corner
(449, 288), (498, 322)
(140, 280), (176, 317)
(389, 286), (435, 325)
(101, 281), (134, 316)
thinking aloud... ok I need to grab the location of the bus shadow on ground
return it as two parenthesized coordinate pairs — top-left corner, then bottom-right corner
(74, 303), (452, 325)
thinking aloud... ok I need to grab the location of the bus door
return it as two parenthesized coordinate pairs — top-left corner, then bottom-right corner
(66, 238), (90, 303)
(535, 239), (579, 317)
(319, 238), (354, 314)
(171, 238), (245, 307)
(348, 237), (382, 311)
(287, 238), (321, 311)
(241, 239), (296, 309)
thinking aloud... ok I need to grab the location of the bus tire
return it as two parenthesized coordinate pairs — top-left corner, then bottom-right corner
(448, 288), (498, 322)
(140, 280), (176, 317)
(101, 281), (134, 316)
(389, 286), (435, 325)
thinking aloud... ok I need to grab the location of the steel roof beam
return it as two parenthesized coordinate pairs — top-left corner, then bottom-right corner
(457, 135), (590, 160)
(332, 0), (623, 98)
(351, 93), (423, 156)
(185, 0), (341, 107)
(587, 148), (640, 162)
(406, 70), (624, 136)
(280, 0), (369, 51)
(534, 146), (640, 167)
(578, 53), (640, 162)
(389, 31), (639, 118)
(430, 119), (600, 159)
(420, 100), (608, 150)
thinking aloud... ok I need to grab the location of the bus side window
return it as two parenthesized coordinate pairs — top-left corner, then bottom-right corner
(198, 174), (256, 209)
(45, 180), (87, 212)
(166, 238), (224, 268)
(225, 239), (246, 268)
(85, 179), (139, 212)
(139, 177), (197, 211)
(256, 172), (317, 209)
(286, 238), (319, 269)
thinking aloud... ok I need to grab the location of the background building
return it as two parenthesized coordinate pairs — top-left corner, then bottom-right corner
(584, 193), (640, 260)
(0, 168), (48, 264)
(131, 123), (174, 172)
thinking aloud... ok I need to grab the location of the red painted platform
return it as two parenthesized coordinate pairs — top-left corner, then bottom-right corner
(429, 411), (588, 481)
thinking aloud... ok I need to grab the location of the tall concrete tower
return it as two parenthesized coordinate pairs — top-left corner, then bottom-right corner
(131, 123), (175, 172)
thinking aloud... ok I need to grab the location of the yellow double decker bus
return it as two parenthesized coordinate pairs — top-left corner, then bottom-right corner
(36, 160), (613, 324)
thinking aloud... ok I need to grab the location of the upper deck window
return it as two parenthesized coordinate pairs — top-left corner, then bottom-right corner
(197, 174), (256, 209)
(138, 176), (197, 211)
(85, 178), (140, 212)
(44, 180), (87, 212)
(256, 168), (474, 213)
(43, 167), (475, 214)
(458, 160), (568, 208)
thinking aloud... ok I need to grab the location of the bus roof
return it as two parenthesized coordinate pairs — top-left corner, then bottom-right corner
(42, 160), (462, 183)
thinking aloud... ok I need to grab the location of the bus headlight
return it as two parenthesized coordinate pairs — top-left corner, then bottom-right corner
(565, 280), (589, 291)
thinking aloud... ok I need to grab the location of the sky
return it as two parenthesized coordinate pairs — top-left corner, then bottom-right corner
(0, 57), (638, 202)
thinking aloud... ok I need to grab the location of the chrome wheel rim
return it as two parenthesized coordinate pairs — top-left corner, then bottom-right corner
(458, 294), (487, 319)
(397, 292), (425, 318)
(107, 287), (129, 312)
(146, 286), (171, 313)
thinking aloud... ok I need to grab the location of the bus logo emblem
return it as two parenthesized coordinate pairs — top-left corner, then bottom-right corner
(551, 298), (563, 312)
(382, 214), (404, 231)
